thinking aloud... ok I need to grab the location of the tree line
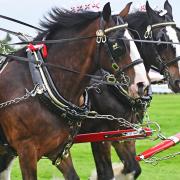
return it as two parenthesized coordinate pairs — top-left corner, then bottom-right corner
(0, 33), (15, 54)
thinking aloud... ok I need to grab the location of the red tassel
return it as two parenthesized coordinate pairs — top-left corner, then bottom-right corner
(42, 44), (48, 58)
(27, 43), (37, 51)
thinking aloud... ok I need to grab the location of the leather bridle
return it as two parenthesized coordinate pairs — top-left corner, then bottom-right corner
(97, 15), (144, 85)
(144, 21), (180, 79)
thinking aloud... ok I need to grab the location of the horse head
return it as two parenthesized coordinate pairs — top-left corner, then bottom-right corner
(146, 0), (180, 92)
(99, 3), (149, 98)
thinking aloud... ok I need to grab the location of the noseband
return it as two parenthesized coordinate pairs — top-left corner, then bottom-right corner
(96, 15), (143, 85)
(144, 21), (180, 79)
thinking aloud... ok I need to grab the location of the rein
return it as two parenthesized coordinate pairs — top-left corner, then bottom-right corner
(2, 35), (180, 46)
(0, 14), (43, 32)
(0, 53), (125, 86)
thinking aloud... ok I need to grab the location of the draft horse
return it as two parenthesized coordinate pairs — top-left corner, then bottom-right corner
(0, 3), (150, 180)
(87, 1), (180, 180)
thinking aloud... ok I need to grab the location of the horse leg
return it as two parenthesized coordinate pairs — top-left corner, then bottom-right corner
(16, 141), (38, 180)
(91, 142), (114, 180)
(0, 153), (15, 180)
(56, 152), (80, 180)
(112, 141), (141, 180)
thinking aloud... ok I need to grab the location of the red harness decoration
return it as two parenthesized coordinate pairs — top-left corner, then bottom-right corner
(41, 44), (48, 58)
(74, 127), (153, 143)
(136, 132), (180, 161)
(27, 43), (48, 59)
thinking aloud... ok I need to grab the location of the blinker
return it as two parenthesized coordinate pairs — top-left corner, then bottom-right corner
(107, 39), (126, 60)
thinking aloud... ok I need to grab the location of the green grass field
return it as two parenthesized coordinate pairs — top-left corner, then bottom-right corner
(11, 94), (180, 179)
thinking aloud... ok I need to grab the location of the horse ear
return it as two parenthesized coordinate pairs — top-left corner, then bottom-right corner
(146, 1), (161, 22)
(164, 0), (173, 18)
(102, 2), (111, 22)
(119, 2), (132, 18)
(146, 1), (157, 18)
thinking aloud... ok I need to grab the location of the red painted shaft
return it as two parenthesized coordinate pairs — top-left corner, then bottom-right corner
(136, 133), (180, 161)
(74, 128), (152, 143)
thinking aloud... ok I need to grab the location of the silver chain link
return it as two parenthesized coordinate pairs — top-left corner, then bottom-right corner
(0, 84), (44, 109)
(83, 110), (163, 136)
(0, 93), (30, 109)
(86, 113), (141, 130)
(142, 152), (180, 166)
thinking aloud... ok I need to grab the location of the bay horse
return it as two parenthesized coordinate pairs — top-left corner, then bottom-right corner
(0, 2), (150, 180)
(56, 1), (180, 180)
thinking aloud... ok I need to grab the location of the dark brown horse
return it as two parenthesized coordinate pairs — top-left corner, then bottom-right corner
(88, 1), (180, 180)
(0, 2), (150, 180)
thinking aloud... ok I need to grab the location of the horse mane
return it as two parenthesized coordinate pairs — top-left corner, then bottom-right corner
(40, 7), (100, 32)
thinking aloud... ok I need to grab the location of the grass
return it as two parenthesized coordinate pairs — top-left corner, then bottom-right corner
(11, 94), (180, 179)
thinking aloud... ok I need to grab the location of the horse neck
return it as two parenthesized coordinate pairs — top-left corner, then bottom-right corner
(46, 25), (98, 105)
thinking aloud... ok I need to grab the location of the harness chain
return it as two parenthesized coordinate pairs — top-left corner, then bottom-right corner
(0, 86), (147, 130)
(142, 151), (180, 166)
(0, 84), (43, 109)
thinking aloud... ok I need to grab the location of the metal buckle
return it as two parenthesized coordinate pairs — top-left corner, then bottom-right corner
(112, 63), (120, 72)
(144, 25), (152, 39)
(106, 74), (117, 84)
(96, 29), (107, 43)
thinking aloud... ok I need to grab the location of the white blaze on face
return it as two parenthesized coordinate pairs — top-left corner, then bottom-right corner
(166, 26), (180, 74)
(124, 30), (149, 87)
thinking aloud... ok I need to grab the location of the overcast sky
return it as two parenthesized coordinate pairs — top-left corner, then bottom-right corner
(0, 0), (179, 41)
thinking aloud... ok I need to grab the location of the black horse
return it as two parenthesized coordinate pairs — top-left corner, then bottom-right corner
(126, 0), (180, 92)
(0, 3), (150, 180)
